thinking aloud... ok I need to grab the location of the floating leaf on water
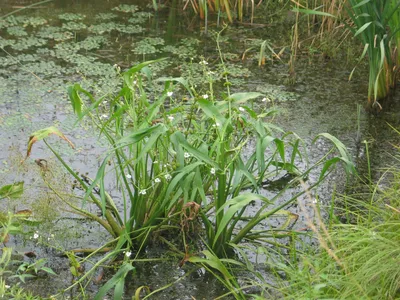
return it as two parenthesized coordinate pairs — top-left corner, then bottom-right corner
(11, 37), (47, 51)
(78, 36), (108, 51)
(256, 84), (299, 102)
(0, 37), (15, 49)
(88, 22), (118, 34)
(95, 13), (118, 20)
(116, 24), (143, 34)
(21, 61), (64, 76)
(132, 43), (158, 55)
(62, 22), (88, 31)
(58, 13), (86, 21)
(7, 26), (27, 37)
(13, 54), (39, 62)
(37, 26), (74, 41)
(112, 4), (139, 13)
(19, 16), (48, 27)
(128, 11), (153, 24)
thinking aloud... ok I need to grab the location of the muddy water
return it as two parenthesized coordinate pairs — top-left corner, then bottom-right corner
(1, 0), (400, 299)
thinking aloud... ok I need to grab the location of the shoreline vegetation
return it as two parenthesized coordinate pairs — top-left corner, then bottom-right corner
(1, 0), (400, 299)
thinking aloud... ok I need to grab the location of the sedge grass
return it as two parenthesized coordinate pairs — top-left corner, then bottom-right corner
(267, 142), (400, 299)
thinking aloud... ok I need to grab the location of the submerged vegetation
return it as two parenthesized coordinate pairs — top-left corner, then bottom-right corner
(0, 0), (399, 299)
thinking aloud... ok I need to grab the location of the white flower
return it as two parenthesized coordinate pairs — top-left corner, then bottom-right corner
(165, 174), (172, 181)
(125, 251), (132, 258)
(154, 178), (161, 183)
(133, 80), (137, 85)
(184, 152), (190, 159)
(238, 107), (245, 112)
(100, 114), (108, 119)
(153, 160), (158, 164)
(33, 232), (39, 239)
(207, 71), (215, 75)
(126, 174), (132, 179)
(199, 60), (208, 65)
(167, 91), (173, 97)
(210, 168), (216, 175)
(168, 116), (174, 121)
(139, 189), (147, 195)
(5, 285), (10, 289)
(262, 97), (271, 103)
(202, 94), (209, 99)
(102, 100), (108, 106)
(312, 198), (318, 204)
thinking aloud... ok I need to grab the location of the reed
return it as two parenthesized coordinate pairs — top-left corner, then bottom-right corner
(346, 0), (400, 109)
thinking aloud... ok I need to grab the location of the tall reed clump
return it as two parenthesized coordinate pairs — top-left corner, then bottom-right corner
(346, 0), (400, 109)
(184, 0), (260, 24)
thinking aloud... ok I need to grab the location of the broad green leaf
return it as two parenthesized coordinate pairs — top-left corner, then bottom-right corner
(171, 132), (218, 168)
(188, 250), (233, 280)
(94, 262), (135, 300)
(197, 98), (227, 130)
(227, 92), (263, 103)
(213, 193), (268, 246)
(0, 182), (24, 199)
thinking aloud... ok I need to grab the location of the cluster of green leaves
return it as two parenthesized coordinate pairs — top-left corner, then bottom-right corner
(26, 50), (355, 298)
(346, 0), (400, 106)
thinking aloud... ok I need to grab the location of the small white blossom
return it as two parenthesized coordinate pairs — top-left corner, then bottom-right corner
(168, 116), (174, 121)
(133, 80), (137, 85)
(100, 114), (108, 119)
(5, 285), (10, 289)
(153, 160), (158, 164)
(207, 71), (215, 75)
(167, 91), (173, 97)
(210, 168), (216, 175)
(312, 198), (318, 204)
(102, 100), (108, 106)
(199, 60), (208, 65)
(155, 178), (161, 183)
(238, 107), (245, 112)
(126, 174), (132, 179)
(262, 97), (271, 103)
(165, 174), (172, 181)
(125, 251), (132, 258)
(202, 94), (209, 99)
(184, 152), (190, 159)
(33, 232), (39, 239)
(139, 190), (147, 195)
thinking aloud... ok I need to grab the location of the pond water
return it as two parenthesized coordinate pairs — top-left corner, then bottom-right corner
(1, 0), (400, 299)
